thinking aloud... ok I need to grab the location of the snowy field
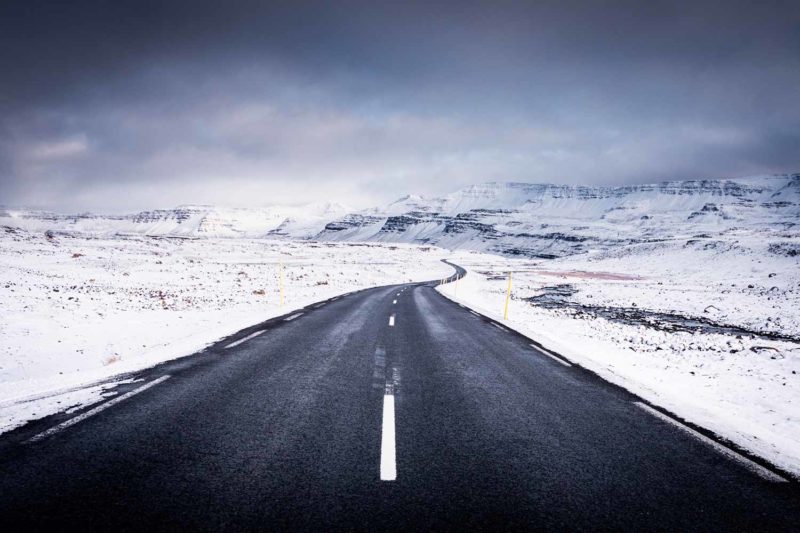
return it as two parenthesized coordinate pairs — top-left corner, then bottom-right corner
(0, 227), (453, 432)
(439, 235), (800, 476)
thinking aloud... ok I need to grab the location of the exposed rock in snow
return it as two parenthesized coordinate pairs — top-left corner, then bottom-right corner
(316, 174), (800, 258)
(0, 202), (352, 239)
(4, 174), (798, 260)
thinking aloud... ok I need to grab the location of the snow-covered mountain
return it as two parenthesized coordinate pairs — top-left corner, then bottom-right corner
(2, 173), (798, 258)
(316, 174), (800, 258)
(0, 202), (350, 239)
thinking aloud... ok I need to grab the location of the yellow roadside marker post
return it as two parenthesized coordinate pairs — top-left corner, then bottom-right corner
(503, 271), (513, 320)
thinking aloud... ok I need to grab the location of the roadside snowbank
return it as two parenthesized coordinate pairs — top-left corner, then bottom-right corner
(440, 244), (800, 477)
(0, 228), (453, 432)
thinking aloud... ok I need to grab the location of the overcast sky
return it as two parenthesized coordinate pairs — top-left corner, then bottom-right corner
(1, 0), (799, 212)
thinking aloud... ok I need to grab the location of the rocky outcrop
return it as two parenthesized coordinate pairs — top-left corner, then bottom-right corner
(314, 174), (800, 258)
(2, 173), (797, 259)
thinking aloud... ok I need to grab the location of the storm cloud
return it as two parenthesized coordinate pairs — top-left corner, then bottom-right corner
(1, 0), (799, 211)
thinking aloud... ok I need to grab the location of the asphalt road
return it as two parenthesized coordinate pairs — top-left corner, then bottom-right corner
(1, 268), (798, 531)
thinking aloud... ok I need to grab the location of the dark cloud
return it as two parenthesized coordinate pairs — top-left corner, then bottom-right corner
(1, 0), (799, 211)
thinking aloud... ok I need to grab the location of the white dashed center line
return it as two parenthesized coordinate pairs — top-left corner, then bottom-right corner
(393, 300), (397, 304)
(381, 393), (397, 481)
(284, 312), (304, 321)
(29, 375), (171, 443)
(224, 330), (265, 349)
(381, 368), (399, 481)
(389, 315), (395, 327)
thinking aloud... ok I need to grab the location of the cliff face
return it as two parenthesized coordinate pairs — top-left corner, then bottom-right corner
(0, 203), (349, 239)
(315, 174), (800, 257)
(2, 174), (797, 258)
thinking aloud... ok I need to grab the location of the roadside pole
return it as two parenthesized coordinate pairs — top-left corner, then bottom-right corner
(503, 271), (512, 320)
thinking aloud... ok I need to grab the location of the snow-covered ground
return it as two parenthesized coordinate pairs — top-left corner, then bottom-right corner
(0, 227), (453, 432)
(439, 235), (800, 477)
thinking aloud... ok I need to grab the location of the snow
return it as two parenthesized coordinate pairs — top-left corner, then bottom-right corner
(438, 239), (800, 477)
(316, 174), (800, 259)
(0, 227), (452, 432)
(0, 202), (352, 239)
(0, 379), (135, 435)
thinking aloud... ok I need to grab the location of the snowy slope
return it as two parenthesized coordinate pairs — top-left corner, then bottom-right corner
(4, 174), (797, 259)
(316, 174), (800, 258)
(0, 202), (350, 239)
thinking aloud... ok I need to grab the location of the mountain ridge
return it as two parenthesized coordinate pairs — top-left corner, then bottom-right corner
(2, 173), (798, 258)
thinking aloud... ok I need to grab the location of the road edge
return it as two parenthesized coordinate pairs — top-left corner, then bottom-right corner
(434, 260), (798, 483)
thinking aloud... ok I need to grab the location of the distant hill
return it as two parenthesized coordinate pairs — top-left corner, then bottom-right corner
(3, 173), (798, 258)
(315, 174), (800, 258)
